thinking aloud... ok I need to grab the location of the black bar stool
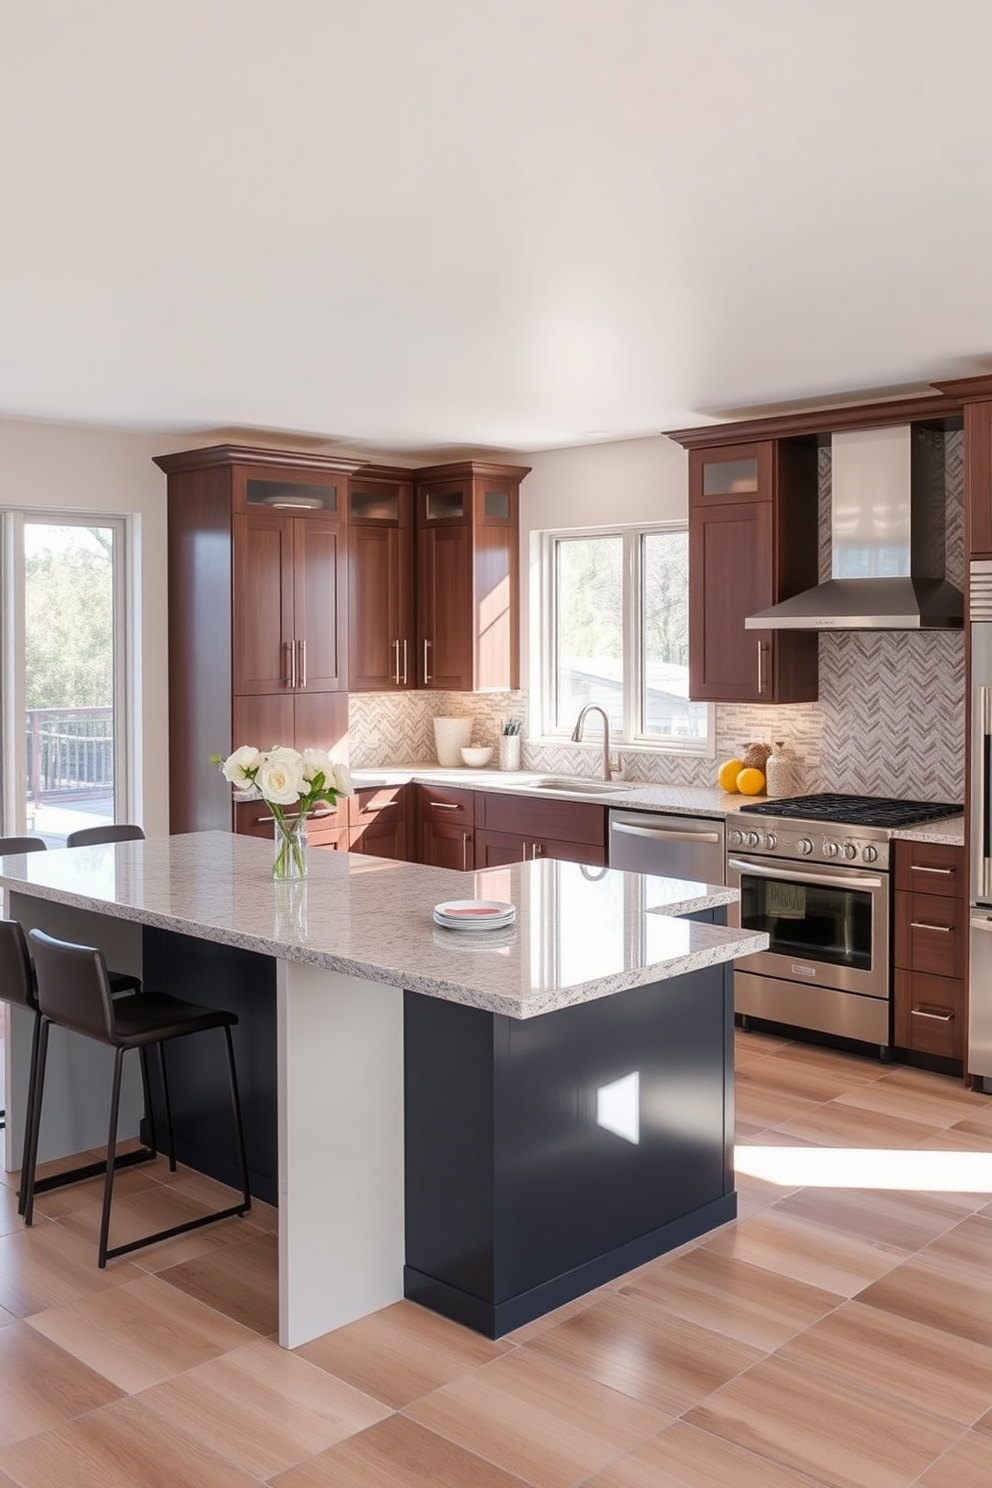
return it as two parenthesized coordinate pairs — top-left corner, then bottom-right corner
(0, 918), (170, 1213)
(65, 823), (145, 848)
(0, 838), (46, 1133)
(0, 836), (46, 855)
(0, 834), (142, 997)
(23, 928), (252, 1266)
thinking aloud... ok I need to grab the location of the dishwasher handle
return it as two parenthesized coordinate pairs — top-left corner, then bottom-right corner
(612, 823), (722, 844)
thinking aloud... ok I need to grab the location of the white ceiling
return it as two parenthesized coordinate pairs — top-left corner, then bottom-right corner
(4, 0), (992, 458)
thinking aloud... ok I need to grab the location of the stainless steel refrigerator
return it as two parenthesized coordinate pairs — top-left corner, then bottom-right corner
(970, 560), (992, 1084)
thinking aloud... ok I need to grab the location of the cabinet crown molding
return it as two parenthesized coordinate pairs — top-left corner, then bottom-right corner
(153, 445), (366, 476)
(665, 393), (963, 450)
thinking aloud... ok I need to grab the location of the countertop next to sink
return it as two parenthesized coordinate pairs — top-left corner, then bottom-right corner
(352, 764), (736, 817)
(351, 765), (966, 844)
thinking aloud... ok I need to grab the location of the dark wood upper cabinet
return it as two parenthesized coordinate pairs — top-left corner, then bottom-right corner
(686, 439), (819, 704)
(414, 462), (530, 691)
(348, 470), (414, 691)
(156, 445), (359, 834)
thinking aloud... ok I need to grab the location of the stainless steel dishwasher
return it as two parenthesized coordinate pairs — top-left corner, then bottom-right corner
(608, 811), (726, 884)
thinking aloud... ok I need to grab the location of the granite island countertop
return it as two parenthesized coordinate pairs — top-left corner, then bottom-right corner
(0, 831), (766, 1020)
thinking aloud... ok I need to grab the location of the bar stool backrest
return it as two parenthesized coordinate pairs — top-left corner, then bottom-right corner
(65, 824), (145, 848)
(0, 918), (39, 1013)
(0, 836), (47, 854)
(29, 929), (115, 1042)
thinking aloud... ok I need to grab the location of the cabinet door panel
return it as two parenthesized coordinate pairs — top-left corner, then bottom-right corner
(294, 518), (345, 692)
(689, 501), (773, 702)
(233, 513), (294, 694)
(965, 399), (992, 557)
(475, 829), (605, 868)
(418, 524), (474, 688)
(293, 692), (349, 756)
(233, 692), (295, 752)
(349, 524), (405, 689)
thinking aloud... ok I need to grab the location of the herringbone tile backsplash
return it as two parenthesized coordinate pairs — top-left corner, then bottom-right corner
(349, 431), (965, 803)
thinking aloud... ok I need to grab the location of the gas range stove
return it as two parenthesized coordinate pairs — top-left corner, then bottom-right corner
(726, 793), (962, 869)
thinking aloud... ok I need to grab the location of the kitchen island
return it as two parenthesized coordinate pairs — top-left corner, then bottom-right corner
(0, 832), (766, 1345)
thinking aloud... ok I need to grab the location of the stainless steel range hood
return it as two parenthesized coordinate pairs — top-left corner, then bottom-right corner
(745, 425), (963, 631)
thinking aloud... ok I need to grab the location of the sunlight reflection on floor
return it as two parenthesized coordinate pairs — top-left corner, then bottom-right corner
(735, 1145), (992, 1192)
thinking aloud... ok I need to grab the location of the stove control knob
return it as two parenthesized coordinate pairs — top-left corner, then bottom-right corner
(745, 831), (760, 848)
(823, 839), (839, 858)
(843, 842), (858, 860)
(797, 837), (814, 855)
(862, 844), (879, 863)
(763, 833), (777, 850)
(728, 829), (743, 847)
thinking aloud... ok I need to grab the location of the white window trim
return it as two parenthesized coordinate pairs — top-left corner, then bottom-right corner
(1, 510), (131, 834)
(536, 521), (714, 756)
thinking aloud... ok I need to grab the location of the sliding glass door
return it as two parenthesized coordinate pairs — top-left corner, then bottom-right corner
(3, 514), (128, 846)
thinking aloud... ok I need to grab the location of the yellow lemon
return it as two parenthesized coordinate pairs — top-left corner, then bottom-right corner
(717, 758), (744, 792)
(736, 767), (765, 795)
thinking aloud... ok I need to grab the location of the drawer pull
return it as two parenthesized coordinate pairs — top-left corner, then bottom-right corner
(910, 921), (951, 932)
(911, 1007), (954, 1021)
(910, 864), (953, 875)
(428, 800), (461, 811)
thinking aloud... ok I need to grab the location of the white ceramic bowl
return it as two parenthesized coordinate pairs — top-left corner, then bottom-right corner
(460, 746), (494, 768)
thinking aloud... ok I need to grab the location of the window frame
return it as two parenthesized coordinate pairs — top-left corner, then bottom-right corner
(539, 521), (713, 755)
(1, 510), (131, 835)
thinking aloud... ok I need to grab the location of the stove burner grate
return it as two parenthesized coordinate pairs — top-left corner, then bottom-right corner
(737, 793), (961, 828)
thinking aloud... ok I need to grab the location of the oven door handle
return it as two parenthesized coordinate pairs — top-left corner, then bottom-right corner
(727, 857), (884, 892)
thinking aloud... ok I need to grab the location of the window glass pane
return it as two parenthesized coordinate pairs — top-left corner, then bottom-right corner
(641, 530), (708, 740)
(25, 523), (118, 845)
(554, 535), (624, 732)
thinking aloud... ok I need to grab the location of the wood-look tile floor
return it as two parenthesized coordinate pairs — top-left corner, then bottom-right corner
(1, 1031), (991, 1486)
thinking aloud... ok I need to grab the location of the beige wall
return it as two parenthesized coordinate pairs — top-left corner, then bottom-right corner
(518, 432), (688, 695)
(0, 418), (189, 835)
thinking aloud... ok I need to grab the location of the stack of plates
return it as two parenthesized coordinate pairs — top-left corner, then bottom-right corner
(433, 898), (516, 931)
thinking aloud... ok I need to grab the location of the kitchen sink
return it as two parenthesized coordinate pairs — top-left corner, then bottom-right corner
(528, 776), (638, 795)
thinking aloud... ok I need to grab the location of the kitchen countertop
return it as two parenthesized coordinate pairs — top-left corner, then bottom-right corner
(353, 766), (966, 844)
(889, 815), (965, 847)
(353, 764), (742, 816)
(0, 831), (764, 1020)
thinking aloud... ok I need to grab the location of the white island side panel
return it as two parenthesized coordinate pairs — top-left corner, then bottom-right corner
(277, 960), (405, 1348)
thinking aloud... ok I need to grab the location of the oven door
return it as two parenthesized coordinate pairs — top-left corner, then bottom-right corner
(726, 853), (890, 1000)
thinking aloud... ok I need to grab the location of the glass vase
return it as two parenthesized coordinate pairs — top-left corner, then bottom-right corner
(273, 813), (308, 881)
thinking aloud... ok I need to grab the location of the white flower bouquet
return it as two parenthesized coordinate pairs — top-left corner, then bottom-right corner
(212, 745), (353, 879)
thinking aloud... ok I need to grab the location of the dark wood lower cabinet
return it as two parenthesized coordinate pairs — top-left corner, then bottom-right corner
(349, 786), (408, 859)
(893, 840), (965, 1065)
(416, 784), (476, 870)
(475, 829), (605, 868)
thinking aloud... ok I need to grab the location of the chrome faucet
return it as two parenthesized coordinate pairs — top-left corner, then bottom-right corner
(570, 704), (615, 781)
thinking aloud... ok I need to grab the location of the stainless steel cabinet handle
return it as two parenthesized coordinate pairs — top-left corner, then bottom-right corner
(287, 639), (296, 689)
(910, 921), (951, 932)
(299, 639), (307, 689)
(401, 639), (409, 685)
(392, 639), (401, 686)
(423, 639), (432, 684)
(757, 641), (764, 695)
(427, 800), (460, 810)
(911, 1007), (954, 1021)
(613, 823), (721, 844)
(910, 864), (953, 875)
(462, 831), (469, 871)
